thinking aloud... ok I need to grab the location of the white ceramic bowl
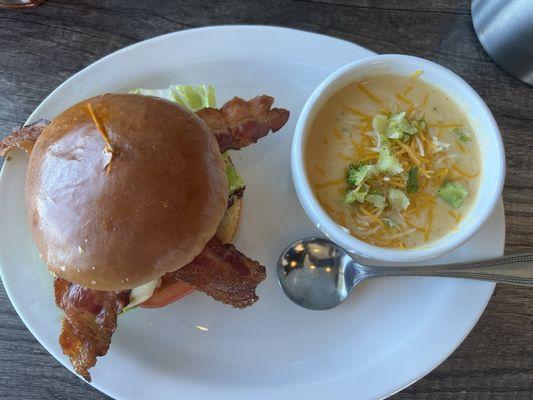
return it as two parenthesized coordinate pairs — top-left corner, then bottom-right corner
(292, 54), (505, 263)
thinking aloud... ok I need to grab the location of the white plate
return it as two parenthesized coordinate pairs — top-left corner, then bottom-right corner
(0, 26), (504, 400)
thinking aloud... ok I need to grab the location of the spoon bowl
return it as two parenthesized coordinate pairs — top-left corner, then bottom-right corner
(277, 237), (357, 310)
(278, 237), (533, 310)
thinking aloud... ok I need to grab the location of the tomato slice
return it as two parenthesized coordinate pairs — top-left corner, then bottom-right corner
(139, 277), (195, 308)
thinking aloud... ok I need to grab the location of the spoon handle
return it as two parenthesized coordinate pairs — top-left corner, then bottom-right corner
(360, 254), (533, 285)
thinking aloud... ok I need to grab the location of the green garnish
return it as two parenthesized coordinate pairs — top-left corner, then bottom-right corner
(452, 128), (470, 142)
(130, 84), (216, 112)
(407, 167), (419, 193)
(365, 194), (386, 209)
(222, 154), (245, 196)
(372, 112), (418, 141)
(372, 114), (388, 135)
(386, 112), (418, 139)
(387, 188), (410, 211)
(347, 162), (374, 187)
(437, 181), (468, 208)
(376, 145), (403, 176)
(344, 183), (369, 204)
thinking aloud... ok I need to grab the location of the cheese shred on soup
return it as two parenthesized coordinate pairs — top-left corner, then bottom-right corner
(306, 72), (481, 249)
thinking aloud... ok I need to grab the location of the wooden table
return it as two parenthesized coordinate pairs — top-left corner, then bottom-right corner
(1, 1), (532, 398)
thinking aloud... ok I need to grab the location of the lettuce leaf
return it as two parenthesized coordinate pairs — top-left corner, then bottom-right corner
(222, 154), (245, 196)
(372, 114), (389, 136)
(130, 84), (216, 112)
(381, 112), (418, 140)
(376, 145), (403, 176)
(388, 188), (410, 211)
(365, 194), (386, 209)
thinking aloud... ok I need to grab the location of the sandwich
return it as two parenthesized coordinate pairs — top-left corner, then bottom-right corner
(0, 86), (289, 381)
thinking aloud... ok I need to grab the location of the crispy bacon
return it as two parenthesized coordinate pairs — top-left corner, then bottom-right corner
(197, 95), (289, 153)
(54, 277), (129, 382)
(54, 236), (265, 379)
(173, 236), (266, 308)
(0, 120), (48, 157)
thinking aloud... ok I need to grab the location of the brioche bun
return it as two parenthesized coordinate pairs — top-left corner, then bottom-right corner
(26, 94), (228, 290)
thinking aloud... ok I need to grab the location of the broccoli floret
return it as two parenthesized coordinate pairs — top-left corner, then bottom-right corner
(437, 181), (468, 208)
(346, 162), (374, 187)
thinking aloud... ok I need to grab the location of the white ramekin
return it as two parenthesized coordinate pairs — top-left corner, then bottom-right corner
(291, 54), (505, 263)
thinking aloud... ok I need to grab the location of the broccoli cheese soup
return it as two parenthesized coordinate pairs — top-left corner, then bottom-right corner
(306, 73), (481, 249)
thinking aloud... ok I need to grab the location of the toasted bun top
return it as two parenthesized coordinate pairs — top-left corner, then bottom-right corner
(26, 94), (228, 290)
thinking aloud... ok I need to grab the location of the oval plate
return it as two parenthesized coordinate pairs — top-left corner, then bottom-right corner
(0, 26), (504, 400)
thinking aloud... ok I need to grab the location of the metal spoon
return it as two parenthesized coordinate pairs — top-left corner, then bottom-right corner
(277, 237), (533, 310)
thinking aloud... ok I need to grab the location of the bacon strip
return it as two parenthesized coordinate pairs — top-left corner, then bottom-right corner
(54, 236), (265, 379)
(54, 277), (129, 382)
(197, 96), (289, 153)
(173, 236), (266, 308)
(0, 120), (48, 157)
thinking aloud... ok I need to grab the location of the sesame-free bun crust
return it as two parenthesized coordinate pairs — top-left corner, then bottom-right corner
(26, 94), (228, 290)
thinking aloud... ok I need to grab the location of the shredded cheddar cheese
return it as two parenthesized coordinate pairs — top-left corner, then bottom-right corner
(410, 70), (423, 81)
(398, 141), (421, 165)
(395, 93), (413, 105)
(346, 107), (371, 120)
(455, 139), (466, 154)
(316, 177), (346, 189)
(451, 164), (479, 179)
(420, 93), (429, 107)
(357, 84), (385, 107)
(360, 206), (387, 228)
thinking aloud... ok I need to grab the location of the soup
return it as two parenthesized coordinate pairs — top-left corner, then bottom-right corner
(306, 73), (481, 249)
